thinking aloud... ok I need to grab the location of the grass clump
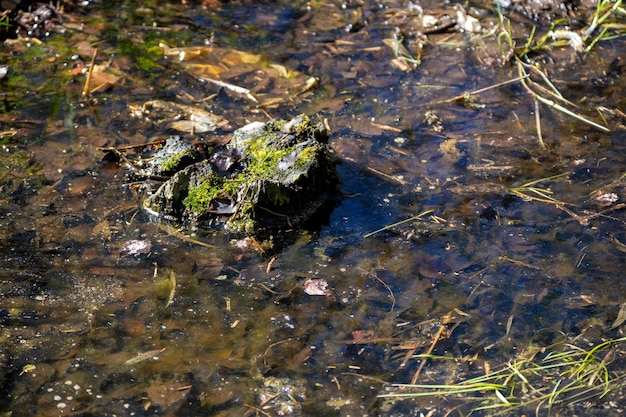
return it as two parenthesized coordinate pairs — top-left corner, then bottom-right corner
(379, 336), (626, 416)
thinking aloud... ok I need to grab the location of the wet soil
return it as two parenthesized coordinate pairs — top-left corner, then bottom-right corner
(1, 1), (625, 416)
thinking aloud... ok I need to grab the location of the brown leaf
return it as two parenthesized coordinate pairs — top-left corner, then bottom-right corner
(352, 330), (376, 342)
(146, 380), (189, 409)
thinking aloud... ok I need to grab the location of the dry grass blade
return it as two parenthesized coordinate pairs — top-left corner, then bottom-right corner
(611, 302), (626, 329)
(364, 209), (434, 238)
(429, 75), (529, 106)
(509, 172), (570, 204)
(166, 269), (176, 308)
(517, 62), (610, 137)
(199, 76), (259, 103)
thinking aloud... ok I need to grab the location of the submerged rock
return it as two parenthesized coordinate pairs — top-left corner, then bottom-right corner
(143, 115), (340, 233)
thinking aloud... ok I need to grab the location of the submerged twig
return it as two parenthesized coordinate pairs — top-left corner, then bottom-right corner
(371, 273), (396, 312)
(154, 221), (219, 249)
(411, 324), (446, 384)
(166, 269), (176, 308)
(124, 348), (166, 365)
(200, 76), (259, 103)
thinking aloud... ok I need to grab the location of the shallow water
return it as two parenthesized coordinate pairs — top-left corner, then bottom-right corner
(1, 0), (626, 416)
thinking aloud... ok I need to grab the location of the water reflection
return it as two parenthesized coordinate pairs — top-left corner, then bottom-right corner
(1, 0), (625, 415)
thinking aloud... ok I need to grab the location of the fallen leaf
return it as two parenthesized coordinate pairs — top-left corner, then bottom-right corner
(303, 278), (330, 296)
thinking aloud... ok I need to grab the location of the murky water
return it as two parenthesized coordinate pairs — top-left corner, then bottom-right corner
(1, 0), (625, 415)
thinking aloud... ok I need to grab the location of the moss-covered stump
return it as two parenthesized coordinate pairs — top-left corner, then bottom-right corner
(145, 136), (200, 177)
(143, 115), (340, 233)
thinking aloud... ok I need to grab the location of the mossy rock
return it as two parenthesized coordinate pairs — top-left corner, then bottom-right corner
(143, 115), (340, 233)
(148, 136), (201, 177)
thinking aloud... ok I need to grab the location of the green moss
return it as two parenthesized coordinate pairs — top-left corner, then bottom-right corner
(173, 115), (337, 232)
(295, 145), (320, 169)
(45, 34), (76, 62)
(247, 147), (291, 178)
(114, 38), (164, 73)
(183, 174), (225, 213)
(160, 148), (194, 173)
(292, 115), (315, 138)
(5, 73), (29, 92)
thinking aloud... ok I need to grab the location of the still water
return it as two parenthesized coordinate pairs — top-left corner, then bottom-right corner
(1, 0), (625, 415)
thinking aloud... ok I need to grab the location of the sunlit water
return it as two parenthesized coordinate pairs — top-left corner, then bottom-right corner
(1, 1), (625, 415)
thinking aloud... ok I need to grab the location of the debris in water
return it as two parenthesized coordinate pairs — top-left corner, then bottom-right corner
(120, 239), (152, 257)
(303, 278), (330, 296)
(592, 191), (619, 207)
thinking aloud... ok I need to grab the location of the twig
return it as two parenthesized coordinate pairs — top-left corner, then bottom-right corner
(82, 47), (98, 98)
(364, 166), (409, 185)
(411, 324), (446, 384)
(430, 75), (530, 105)
(244, 403), (273, 417)
(153, 221), (219, 249)
(557, 202), (626, 226)
(371, 273), (396, 312)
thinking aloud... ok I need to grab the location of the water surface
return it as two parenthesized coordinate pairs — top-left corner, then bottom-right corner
(1, 1), (625, 415)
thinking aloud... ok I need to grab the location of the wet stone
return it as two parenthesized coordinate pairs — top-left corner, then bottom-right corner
(143, 115), (341, 233)
(145, 136), (200, 177)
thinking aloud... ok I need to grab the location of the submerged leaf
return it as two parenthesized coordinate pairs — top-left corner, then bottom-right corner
(304, 278), (330, 296)
(160, 44), (317, 107)
(141, 100), (228, 132)
(124, 348), (166, 365)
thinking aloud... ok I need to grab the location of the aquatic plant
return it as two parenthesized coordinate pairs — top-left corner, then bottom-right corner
(583, 0), (626, 53)
(379, 336), (626, 416)
(491, 4), (617, 147)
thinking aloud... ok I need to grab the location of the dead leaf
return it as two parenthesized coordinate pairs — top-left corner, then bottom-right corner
(146, 379), (190, 409)
(303, 278), (330, 296)
(93, 220), (112, 241)
(352, 330), (376, 342)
